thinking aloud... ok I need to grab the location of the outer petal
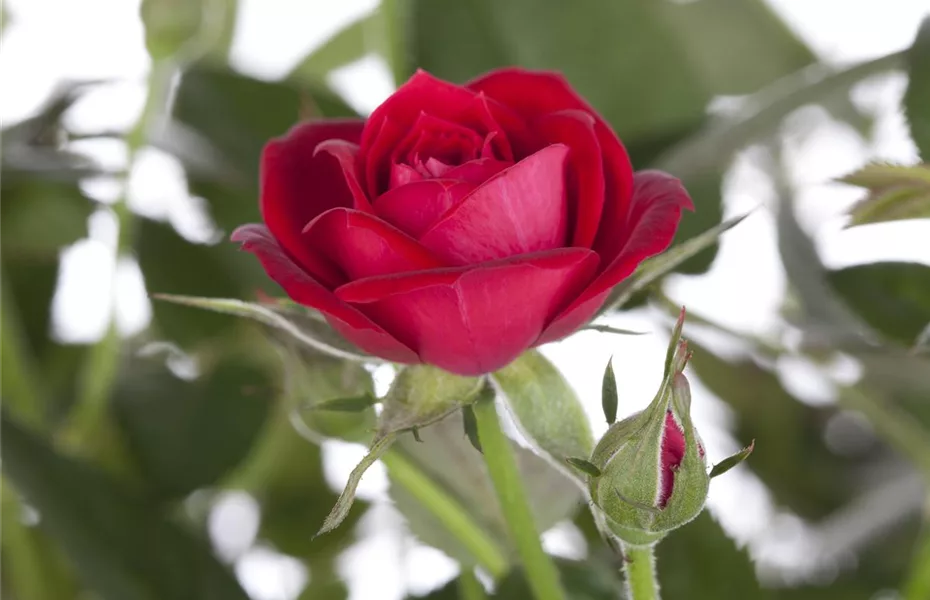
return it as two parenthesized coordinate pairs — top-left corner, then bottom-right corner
(260, 119), (364, 287)
(419, 145), (570, 265)
(231, 224), (419, 363)
(313, 139), (373, 212)
(443, 157), (512, 184)
(467, 68), (634, 258)
(335, 248), (600, 375)
(303, 208), (446, 281)
(537, 170), (693, 343)
(374, 179), (477, 238)
(536, 110), (605, 248)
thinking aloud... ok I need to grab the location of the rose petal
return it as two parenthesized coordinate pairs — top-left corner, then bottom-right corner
(537, 170), (693, 343)
(303, 208), (446, 280)
(361, 71), (530, 196)
(392, 112), (485, 167)
(231, 224), (419, 363)
(335, 248), (599, 375)
(375, 179), (477, 238)
(536, 110), (605, 248)
(660, 411), (686, 508)
(468, 68), (634, 257)
(443, 157), (512, 185)
(419, 144), (570, 265)
(313, 139), (373, 213)
(260, 120), (364, 287)
(390, 162), (424, 188)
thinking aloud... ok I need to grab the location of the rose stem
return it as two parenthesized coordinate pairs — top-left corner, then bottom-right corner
(471, 393), (567, 600)
(623, 544), (661, 600)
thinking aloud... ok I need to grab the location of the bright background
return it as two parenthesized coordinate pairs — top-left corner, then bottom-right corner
(2, 1), (930, 599)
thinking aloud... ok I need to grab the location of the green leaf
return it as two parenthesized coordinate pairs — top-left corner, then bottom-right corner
(600, 213), (749, 314)
(565, 457), (602, 478)
(709, 440), (755, 478)
(113, 355), (272, 499)
(287, 12), (382, 82)
(492, 350), (594, 477)
(905, 17), (930, 159)
(389, 411), (581, 570)
(601, 357), (617, 425)
(0, 413), (250, 600)
(827, 262), (930, 346)
(839, 163), (930, 226)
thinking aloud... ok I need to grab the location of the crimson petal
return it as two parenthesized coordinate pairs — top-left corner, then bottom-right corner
(231, 224), (419, 363)
(314, 139), (373, 213)
(419, 145), (570, 265)
(335, 248), (599, 375)
(260, 119), (364, 287)
(537, 170), (693, 343)
(468, 68), (635, 258)
(302, 208), (446, 281)
(374, 179), (477, 238)
(536, 110), (605, 248)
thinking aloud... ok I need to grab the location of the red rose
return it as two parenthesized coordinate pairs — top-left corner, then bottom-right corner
(233, 68), (692, 375)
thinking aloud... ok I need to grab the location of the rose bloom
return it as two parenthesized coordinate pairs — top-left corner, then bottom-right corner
(233, 68), (692, 375)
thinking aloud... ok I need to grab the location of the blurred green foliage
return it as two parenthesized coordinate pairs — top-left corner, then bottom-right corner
(2, 2), (930, 600)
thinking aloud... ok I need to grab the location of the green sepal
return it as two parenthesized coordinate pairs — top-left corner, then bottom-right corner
(601, 357), (618, 425)
(305, 394), (376, 413)
(566, 457), (602, 478)
(710, 440), (755, 478)
(462, 404), (483, 454)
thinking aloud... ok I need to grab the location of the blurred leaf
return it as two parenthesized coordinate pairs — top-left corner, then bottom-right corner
(494, 558), (622, 600)
(827, 262), (930, 346)
(0, 179), (93, 261)
(658, 52), (904, 180)
(309, 394), (376, 412)
(140, 0), (203, 60)
(602, 212), (749, 315)
(905, 17), (930, 159)
(688, 344), (852, 518)
(137, 219), (268, 346)
(658, 512), (771, 598)
(166, 63), (357, 232)
(0, 413), (250, 600)
(288, 11), (382, 82)
(401, 0), (813, 144)
(492, 350), (594, 478)
(776, 187), (868, 345)
(113, 355), (272, 499)
(840, 162), (930, 226)
(390, 411), (581, 570)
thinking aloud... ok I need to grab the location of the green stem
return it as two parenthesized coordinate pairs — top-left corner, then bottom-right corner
(623, 545), (660, 600)
(381, 450), (509, 580)
(472, 397), (566, 600)
(457, 568), (489, 600)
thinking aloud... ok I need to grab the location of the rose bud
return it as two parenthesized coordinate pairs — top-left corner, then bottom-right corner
(587, 361), (708, 547)
(233, 68), (693, 375)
